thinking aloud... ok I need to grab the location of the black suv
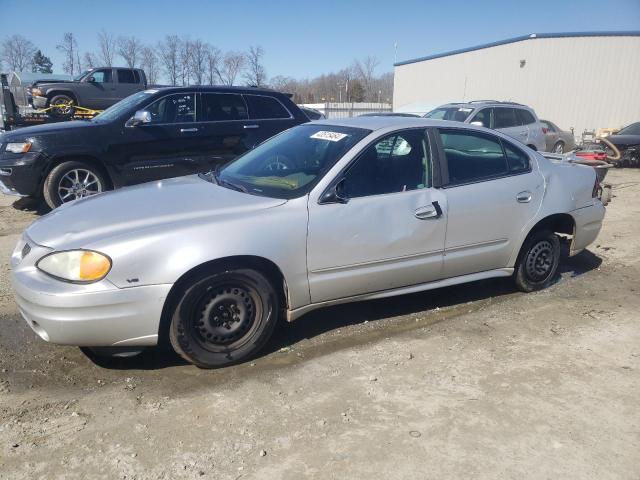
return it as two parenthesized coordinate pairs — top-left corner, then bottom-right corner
(0, 86), (308, 208)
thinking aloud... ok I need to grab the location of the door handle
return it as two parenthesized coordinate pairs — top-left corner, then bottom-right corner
(415, 201), (443, 220)
(516, 191), (532, 203)
(243, 124), (260, 129)
(180, 127), (199, 133)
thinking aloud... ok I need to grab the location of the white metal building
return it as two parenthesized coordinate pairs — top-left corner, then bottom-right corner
(393, 32), (640, 136)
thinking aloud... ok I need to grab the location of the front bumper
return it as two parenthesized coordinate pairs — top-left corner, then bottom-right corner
(10, 237), (172, 347)
(0, 151), (47, 197)
(32, 96), (47, 109)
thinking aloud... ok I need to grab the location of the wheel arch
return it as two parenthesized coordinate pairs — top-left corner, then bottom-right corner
(526, 144), (538, 151)
(157, 255), (289, 346)
(45, 89), (79, 105)
(512, 212), (575, 266)
(41, 154), (114, 191)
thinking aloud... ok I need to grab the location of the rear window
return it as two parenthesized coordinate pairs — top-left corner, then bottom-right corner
(493, 108), (520, 129)
(425, 107), (473, 122)
(201, 93), (248, 121)
(516, 109), (536, 125)
(245, 95), (291, 119)
(503, 141), (530, 173)
(117, 69), (136, 84)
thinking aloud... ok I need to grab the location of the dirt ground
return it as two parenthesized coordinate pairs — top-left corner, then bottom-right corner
(0, 169), (639, 480)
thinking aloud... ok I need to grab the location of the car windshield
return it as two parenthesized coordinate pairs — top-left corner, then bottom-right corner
(92, 90), (156, 122)
(424, 107), (474, 122)
(73, 70), (91, 81)
(618, 123), (640, 135)
(214, 124), (370, 199)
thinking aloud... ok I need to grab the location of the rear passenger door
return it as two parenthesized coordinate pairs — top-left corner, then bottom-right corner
(198, 92), (254, 169)
(493, 107), (528, 144)
(115, 69), (143, 100)
(243, 94), (299, 145)
(436, 128), (544, 277)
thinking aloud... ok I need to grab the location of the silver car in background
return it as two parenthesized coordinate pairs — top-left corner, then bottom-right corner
(425, 100), (547, 151)
(541, 119), (576, 153)
(11, 117), (605, 368)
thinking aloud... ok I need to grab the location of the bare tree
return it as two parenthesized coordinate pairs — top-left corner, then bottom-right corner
(206, 46), (222, 85)
(178, 38), (193, 86)
(156, 35), (180, 86)
(140, 46), (160, 85)
(97, 29), (116, 66)
(117, 36), (143, 68)
(2, 34), (37, 72)
(188, 39), (208, 85)
(83, 52), (97, 69)
(57, 32), (79, 74)
(219, 51), (245, 86)
(352, 55), (380, 101)
(243, 45), (266, 87)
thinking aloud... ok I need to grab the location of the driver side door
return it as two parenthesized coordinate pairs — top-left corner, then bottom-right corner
(82, 68), (115, 109)
(306, 128), (447, 303)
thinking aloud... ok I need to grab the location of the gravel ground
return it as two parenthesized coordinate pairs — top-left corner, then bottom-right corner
(0, 169), (639, 480)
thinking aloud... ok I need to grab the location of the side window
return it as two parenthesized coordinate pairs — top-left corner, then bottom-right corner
(90, 69), (112, 83)
(146, 93), (195, 124)
(440, 130), (508, 184)
(201, 93), (248, 121)
(117, 69), (136, 84)
(470, 108), (491, 128)
(516, 109), (536, 125)
(245, 95), (291, 119)
(503, 141), (530, 173)
(343, 129), (430, 198)
(493, 107), (519, 129)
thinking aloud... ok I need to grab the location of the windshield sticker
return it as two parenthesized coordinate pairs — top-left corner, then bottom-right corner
(310, 131), (348, 142)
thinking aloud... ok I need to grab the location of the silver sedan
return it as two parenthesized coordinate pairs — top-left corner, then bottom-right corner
(11, 117), (605, 368)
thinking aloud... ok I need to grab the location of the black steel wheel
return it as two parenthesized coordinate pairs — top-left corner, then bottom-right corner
(169, 268), (280, 368)
(514, 229), (560, 292)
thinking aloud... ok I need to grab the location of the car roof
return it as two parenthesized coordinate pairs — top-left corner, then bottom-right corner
(437, 100), (532, 109)
(150, 85), (291, 97)
(311, 116), (475, 131)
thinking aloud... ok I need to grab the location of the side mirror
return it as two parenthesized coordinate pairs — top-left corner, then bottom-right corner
(87, 76), (96, 83)
(320, 178), (349, 204)
(470, 121), (484, 127)
(127, 110), (152, 127)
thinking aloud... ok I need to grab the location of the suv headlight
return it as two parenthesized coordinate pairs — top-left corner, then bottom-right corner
(6, 142), (32, 154)
(31, 88), (43, 96)
(36, 250), (112, 283)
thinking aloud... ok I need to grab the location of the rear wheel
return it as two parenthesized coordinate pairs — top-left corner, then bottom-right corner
(43, 160), (107, 209)
(553, 141), (565, 154)
(514, 229), (560, 292)
(169, 268), (280, 368)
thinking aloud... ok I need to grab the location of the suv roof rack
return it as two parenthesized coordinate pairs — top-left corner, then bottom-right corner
(467, 100), (526, 106)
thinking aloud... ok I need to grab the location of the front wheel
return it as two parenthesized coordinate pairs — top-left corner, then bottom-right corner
(43, 160), (107, 209)
(514, 229), (560, 292)
(48, 94), (76, 118)
(169, 268), (280, 368)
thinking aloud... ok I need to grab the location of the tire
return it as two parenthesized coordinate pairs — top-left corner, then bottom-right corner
(48, 94), (76, 118)
(553, 141), (565, 154)
(169, 268), (280, 368)
(43, 160), (107, 209)
(514, 229), (560, 292)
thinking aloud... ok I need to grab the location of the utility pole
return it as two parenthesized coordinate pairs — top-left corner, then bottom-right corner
(394, 42), (398, 64)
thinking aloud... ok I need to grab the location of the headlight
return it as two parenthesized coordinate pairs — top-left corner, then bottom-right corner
(36, 250), (112, 283)
(31, 88), (43, 96)
(6, 142), (32, 154)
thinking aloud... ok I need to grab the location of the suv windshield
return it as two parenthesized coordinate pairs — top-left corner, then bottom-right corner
(73, 70), (91, 81)
(215, 124), (370, 199)
(93, 90), (156, 122)
(425, 107), (473, 122)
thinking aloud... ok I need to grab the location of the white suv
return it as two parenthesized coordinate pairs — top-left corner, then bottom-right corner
(425, 101), (547, 151)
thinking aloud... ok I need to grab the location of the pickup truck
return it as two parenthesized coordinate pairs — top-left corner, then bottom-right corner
(29, 67), (147, 117)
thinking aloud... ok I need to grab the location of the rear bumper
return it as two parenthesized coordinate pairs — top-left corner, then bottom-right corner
(11, 253), (172, 347)
(570, 201), (606, 255)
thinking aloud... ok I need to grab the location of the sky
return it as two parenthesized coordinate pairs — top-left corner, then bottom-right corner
(1, 0), (639, 79)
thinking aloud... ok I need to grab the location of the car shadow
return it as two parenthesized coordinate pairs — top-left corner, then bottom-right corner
(12, 196), (49, 215)
(84, 248), (602, 371)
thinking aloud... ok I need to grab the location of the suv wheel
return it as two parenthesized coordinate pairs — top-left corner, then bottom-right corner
(43, 161), (107, 209)
(514, 229), (560, 292)
(553, 141), (565, 154)
(169, 268), (280, 368)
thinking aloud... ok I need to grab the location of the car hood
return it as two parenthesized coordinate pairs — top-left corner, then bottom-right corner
(607, 135), (640, 147)
(26, 175), (287, 249)
(0, 120), (99, 142)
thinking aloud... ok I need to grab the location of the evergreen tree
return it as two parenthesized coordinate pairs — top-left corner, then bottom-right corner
(32, 50), (53, 73)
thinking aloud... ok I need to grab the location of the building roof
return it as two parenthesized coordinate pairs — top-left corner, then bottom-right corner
(394, 31), (640, 67)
